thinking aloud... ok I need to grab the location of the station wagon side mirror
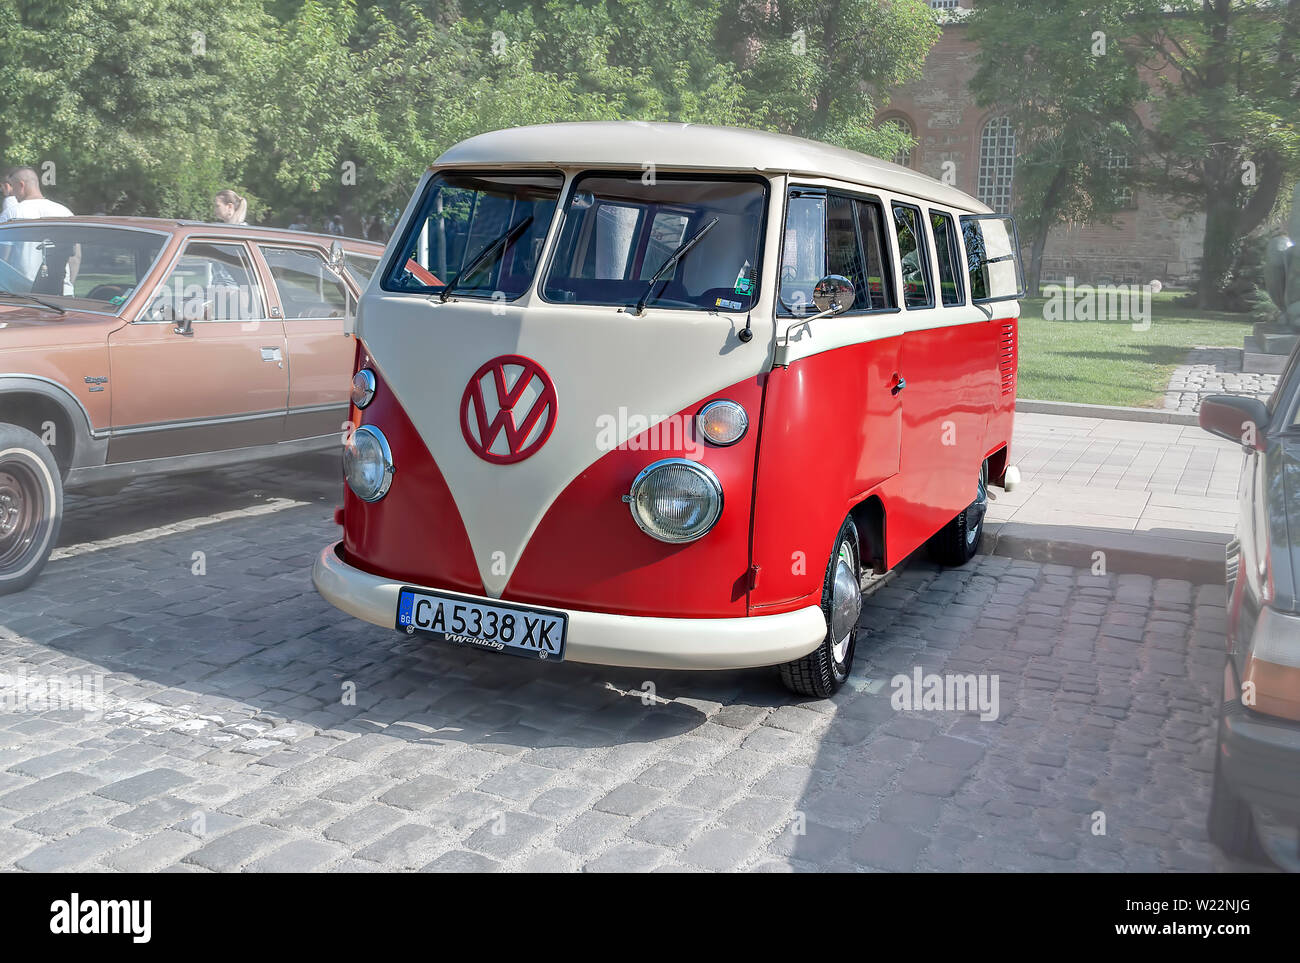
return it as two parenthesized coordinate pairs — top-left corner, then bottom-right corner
(809, 275), (856, 319)
(1200, 395), (1270, 451)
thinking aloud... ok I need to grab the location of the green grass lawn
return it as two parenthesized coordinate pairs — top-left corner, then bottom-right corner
(1017, 292), (1254, 407)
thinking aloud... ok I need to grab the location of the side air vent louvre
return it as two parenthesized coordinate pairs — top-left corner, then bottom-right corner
(998, 321), (1017, 396)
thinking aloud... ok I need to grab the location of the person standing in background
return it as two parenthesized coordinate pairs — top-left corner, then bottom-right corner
(0, 167), (77, 293)
(213, 189), (248, 225)
(0, 171), (17, 221)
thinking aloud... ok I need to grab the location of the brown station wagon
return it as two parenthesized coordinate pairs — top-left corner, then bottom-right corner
(0, 216), (385, 593)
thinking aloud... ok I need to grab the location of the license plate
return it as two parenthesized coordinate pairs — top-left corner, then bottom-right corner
(396, 587), (567, 662)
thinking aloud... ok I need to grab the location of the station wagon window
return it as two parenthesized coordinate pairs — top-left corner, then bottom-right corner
(543, 173), (767, 313)
(144, 242), (264, 322)
(891, 202), (933, 310)
(261, 246), (347, 319)
(0, 223), (165, 309)
(930, 210), (964, 307)
(779, 190), (895, 316)
(383, 171), (563, 300)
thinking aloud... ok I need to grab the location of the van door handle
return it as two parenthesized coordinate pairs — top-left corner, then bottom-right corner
(891, 375), (906, 396)
(261, 346), (283, 364)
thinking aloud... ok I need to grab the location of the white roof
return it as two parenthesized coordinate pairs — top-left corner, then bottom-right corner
(434, 122), (992, 214)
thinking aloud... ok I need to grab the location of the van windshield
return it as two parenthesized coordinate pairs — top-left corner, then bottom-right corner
(542, 174), (767, 313)
(383, 171), (563, 300)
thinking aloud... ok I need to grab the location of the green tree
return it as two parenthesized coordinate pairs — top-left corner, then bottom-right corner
(725, 0), (939, 158)
(0, 0), (272, 217)
(1125, 0), (1300, 309)
(968, 0), (1145, 294)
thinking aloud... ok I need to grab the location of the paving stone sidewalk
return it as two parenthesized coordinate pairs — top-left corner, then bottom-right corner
(987, 412), (1245, 581)
(0, 474), (1241, 871)
(1163, 346), (1279, 415)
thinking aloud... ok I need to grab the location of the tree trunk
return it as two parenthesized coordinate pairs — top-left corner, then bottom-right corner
(1197, 191), (1240, 310)
(1027, 223), (1049, 298)
(1024, 167), (1070, 297)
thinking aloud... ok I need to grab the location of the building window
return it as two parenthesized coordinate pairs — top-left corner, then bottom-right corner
(929, 0), (961, 9)
(977, 116), (1016, 213)
(1103, 148), (1134, 207)
(884, 116), (915, 168)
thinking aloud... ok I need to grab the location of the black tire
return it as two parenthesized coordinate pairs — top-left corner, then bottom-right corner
(1207, 704), (1270, 864)
(779, 517), (861, 698)
(0, 423), (63, 596)
(930, 460), (988, 566)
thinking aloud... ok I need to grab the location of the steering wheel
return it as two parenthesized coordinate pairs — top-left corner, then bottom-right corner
(86, 283), (129, 302)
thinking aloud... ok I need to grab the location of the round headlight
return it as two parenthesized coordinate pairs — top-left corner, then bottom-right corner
(697, 399), (748, 446)
(626, 458), (723, 543)
(344, 425), (394, 502)
(351, 368), (377, 409)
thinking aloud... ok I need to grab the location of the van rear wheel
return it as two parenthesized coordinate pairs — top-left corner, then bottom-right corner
(779, 517), (861, 699)
(0, 424), (63, 596)
(930, 460), (988, 566)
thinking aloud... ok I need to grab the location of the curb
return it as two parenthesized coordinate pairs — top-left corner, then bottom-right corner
(1016, 399), (1199, 426)
(981, 521), (1225, 585)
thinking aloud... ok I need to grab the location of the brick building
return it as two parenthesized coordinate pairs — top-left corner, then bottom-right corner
(878, 0), (1205, 287)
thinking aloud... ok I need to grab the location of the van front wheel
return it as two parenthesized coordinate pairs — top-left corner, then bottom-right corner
(930, 461), (988, 567)
(779, 517), (861, 698)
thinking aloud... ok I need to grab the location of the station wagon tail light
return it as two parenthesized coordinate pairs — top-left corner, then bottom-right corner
(697, 400), (748, 446)
(352, 368), (377, 409)
(344, 426), (394, 502)
(624, 458), (723, 543)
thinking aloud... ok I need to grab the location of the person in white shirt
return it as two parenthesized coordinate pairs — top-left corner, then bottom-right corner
(0, 172), (17, 221)
(1, 167), (77, 294)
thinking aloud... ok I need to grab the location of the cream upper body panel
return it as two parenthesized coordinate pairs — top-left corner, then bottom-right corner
(432, 122), (993, 215)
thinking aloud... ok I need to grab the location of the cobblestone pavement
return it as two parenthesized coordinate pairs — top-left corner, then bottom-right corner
(1164, 347), (1279, 415)
(0, 458), (1243, 872)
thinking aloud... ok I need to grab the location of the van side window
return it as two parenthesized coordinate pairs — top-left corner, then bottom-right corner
(854, 198), (895, 310)
(891, 202), (933, 310)
(779, 190), (895, 315)
(779, 194), (825, 314)
(930, 210), (964, 307)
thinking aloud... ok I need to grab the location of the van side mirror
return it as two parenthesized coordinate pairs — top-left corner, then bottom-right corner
(812, 275), (856, 317)
(1200, 395), (1270, 451)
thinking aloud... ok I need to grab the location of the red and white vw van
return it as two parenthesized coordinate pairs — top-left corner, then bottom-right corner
(313, 122), (1025, 697)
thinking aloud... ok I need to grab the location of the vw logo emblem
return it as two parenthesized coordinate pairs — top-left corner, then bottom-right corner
(459, 355), (558, 464)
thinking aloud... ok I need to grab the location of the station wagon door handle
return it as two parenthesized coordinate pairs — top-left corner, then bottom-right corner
(891, 375), (906, 396)
(260, 346), (283, 363)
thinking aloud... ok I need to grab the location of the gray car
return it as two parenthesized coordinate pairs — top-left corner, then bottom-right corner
(1199, 341), (1300, 869)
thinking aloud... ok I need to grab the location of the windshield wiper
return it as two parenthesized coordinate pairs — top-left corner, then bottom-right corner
(631, 217), (719, 317)
(439, 215), (534, 303)
(0, 289), (66, 315)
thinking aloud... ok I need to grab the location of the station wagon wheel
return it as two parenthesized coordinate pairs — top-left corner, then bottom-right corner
(1207, 704), (1269, 864)
(0, 424), (63, 596)
(930, 460), (988, 567)
(779, 516), (862, 698)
